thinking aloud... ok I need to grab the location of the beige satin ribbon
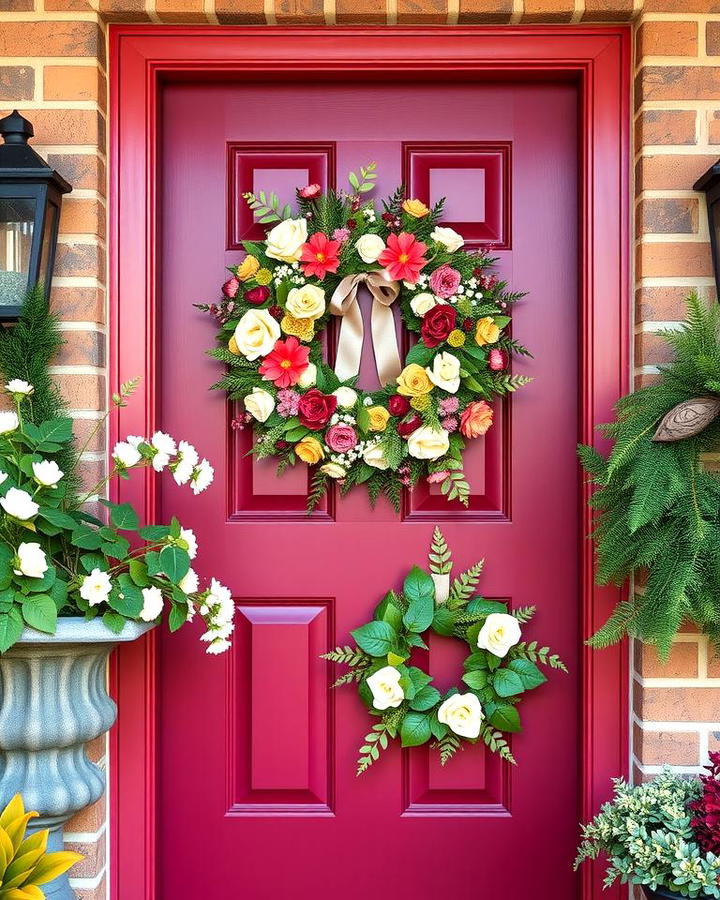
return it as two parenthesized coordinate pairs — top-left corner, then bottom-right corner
(329, 271), (402, 387)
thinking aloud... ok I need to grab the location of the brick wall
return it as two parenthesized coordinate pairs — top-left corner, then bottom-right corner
(0, 1), (717, 897)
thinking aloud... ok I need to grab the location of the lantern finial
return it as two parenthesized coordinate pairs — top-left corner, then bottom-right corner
(0, 111), (34, 147)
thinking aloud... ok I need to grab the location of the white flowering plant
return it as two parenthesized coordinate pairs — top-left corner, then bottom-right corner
(575, 769), (720, 897)
(0, 378), (234, 654)
(322, 528), (566, 775)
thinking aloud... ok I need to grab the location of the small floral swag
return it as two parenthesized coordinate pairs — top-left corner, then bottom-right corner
(200, 164), (530, 513)
(321, 528), (567, 774)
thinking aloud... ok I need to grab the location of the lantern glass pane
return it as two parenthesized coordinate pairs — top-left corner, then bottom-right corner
(39, 201), (58, 289)
(0, 197), (35, 308)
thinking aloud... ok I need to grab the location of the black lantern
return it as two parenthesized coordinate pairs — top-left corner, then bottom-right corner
(0, 110), (71, 321)
(695, 159), (720, 300)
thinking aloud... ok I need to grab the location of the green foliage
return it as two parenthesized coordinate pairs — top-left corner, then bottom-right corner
(579, 294), (720, 656)
(574, 769), (720, 897)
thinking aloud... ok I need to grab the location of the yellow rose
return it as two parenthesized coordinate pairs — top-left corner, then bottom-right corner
(228, 336), (241, 356)
(281, 315), (314, 341)
(396, 364), (434, 397)
(475, 317), (501, 346)
(295, 436), (324, 465)
(236, 255), (260, 282)
(367, 406), (390, 432)
(285, 284), (326, 321)
(402, 199), (430, 218)
(233, 308), (281, 361)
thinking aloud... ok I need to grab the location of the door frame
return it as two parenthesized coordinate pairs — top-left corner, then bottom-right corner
(108, 25), (630, 900)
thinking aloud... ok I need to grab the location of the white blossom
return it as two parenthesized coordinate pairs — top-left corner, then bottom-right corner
(80, 569), (112, 607)
(172, 440), (199, 486)
(113, 440), (142, 468)
(0, 488), (39, 521)
(180, 527), (197, 560)
(5, 380), (33, 396)
(32, 459), (64, 487)
(0, 412), (19, 435)
(178, 567), (199, 595)
(14, 542), (48, 579)
(140, 586), (164, 622)
(206, 637), (231, 655)
(190, 459), (214, 495)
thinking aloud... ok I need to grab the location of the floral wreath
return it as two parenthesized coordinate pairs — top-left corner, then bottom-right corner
(322, 528), (567, 774)
(200, 164), (530, 513)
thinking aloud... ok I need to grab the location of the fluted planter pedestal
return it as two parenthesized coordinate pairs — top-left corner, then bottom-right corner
(0, 619), (153, 899)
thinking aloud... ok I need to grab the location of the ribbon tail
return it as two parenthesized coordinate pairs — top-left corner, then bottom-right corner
(333, 294), (364, 382)
(431, 573), (450, 606)
(371, 299), (402, 388)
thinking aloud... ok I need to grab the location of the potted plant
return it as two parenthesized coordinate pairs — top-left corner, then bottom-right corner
(575, 755), (720, 898)
(0, 290), (235, 898)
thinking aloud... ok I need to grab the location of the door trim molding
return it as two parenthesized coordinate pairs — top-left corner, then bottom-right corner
(109, 26), (630, 899)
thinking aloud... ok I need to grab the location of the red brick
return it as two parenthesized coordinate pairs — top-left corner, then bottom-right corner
(47, 153), (106, 194)
(636, 687), (720, 722)
(634, 332), (675, 367)
(72, 417), (106, 453)
(633, 725), (700, 766)
(50, 287), (105, 325)
(214, 0), (267, 21)
(708, 22), (720, 56)
(55, 242), (104, 280)
(458, 0), (513, 23)
(639, 198), (698, 235)
(272, 0), (324, 23)
(635, 640), (699, 678)
(98, 0), (152, 20)
(0, 108), (104, 148)
(397, 0), (447, 23)
(519, 0), (573, 21)
(644, 0), (720, 10)
(156, 0), (209, 20)
(635, 110), (696, 150)
(636, 20), (698, 58)
(636, 241), (713, 279)
(637, 67), (720, 104)
(582, 0), (633, 20)
(0, 0), (34, 9)
(64, 837), (104, 879)
(336, 0), (385, 22)
(56, 374), (105, 411)
(56, 330), (105, 368)
(74, 876), (106, 900)
(636, 155), (720, 192)
(66, 795), (106, 834)
(60, 198), (106, 240)
(0, 66), (34, 101)
(0, 23), (104, 64)
(635, 286), (694, 323)
(44, 66), (105, 108)
(709, 112), (720, 145)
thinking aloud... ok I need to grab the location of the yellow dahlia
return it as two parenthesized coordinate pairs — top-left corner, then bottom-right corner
(281, 314), (314, 341)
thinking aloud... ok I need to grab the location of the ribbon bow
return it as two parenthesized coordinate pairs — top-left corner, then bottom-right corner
(329, 271), (402, 387)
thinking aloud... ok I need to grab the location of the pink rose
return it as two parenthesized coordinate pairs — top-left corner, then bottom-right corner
(488, 348), (508, 371)
(222, 277), (240, 299)
(429, 265), (461, 299)
(299, 184), (322, 199)
(325, 424), (358, 453)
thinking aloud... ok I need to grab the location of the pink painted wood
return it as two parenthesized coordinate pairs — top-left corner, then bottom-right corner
(109, 26), (630, 900)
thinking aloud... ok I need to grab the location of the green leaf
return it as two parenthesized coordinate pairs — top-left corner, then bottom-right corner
(351, 620), (396, 657)
(168, 604), (186, 633)
(109, 502), (139, 531)
(400, 712), (432, 747)
(508, 658), (547, 691)
(406, 632), (429, 650)
(50, 578), (68, 610)
(128, 558), (150, 587)
(0, 608), (23, 652)
(466, 597), (508, 616)
(158, 545), (190, 584)
(102, 611), (126, 634)
(38, 507), (77, 530)
(432, 607), (455, 636)
(492, 668), (525, 698)
(145, 551), (163, 577)
(110, 576), (144, 618)
(462, 670), (488, 690)
(373, 592), (403, 631)
(21, 594), (57, 634)
(18, 565), (56, 594)
(409, 685), (441, 712)
(80, 553), (106, 574)
(70, 527), (102, 550)
(402, 566), (434, 633)
(139, 525), (171, 542)
(488, 702), (521, 733)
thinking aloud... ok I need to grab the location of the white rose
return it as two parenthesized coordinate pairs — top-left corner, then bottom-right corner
(297, 362), (317, 388)
(180, 527), (197, 560)
(140, 586), (164, 622)
(285, 284), (326, 320)
(265, 218), (308, 263)
(438, 693), (484, 739)
(5, 379), (34, 396)
(320, 462), (346, 479)
(14, 542), (48, 579)
(0, 411), (19, 435)
(477, 613), (522, 658)
(366, 666), (404, 710)
(80, 568), (112, 607)
(410, 292), (443, 316)
(0, 487), (39, 521)
(32, 460), (64, 487)
(362, 442), (390, 470)
(244, 387), (275, 423)
(178, 568), (199, 595)
(355, 233), (386, 264)
(233, 309), (281, 361)
(206, 637), (231, 655)
(431, 226), (464, 253)
(190, 458), (214, 495)
(406, 426), (450, 461)
(172, 440), (198, 487)
(333, 387), (358, 409)
(426, 352), (461, 394)
(113, 440), (142, 468)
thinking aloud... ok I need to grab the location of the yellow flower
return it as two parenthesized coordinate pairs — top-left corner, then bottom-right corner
(295, 436), (324, 465)
(228, 336), (241, 355)
(281, 315), (315, 341)
(402, 199), (430, 219)
(368, 406), (390, 432)
(447, 329), (466, 348)
(236, 255), (260, 282)
(475, 317), (501, 346)
(396, 363), (434, 397)
(411, 395), (431, 412)
(255, 268), (273, 285)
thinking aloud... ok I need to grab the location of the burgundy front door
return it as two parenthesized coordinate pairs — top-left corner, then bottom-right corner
(156, 76), (579, 898)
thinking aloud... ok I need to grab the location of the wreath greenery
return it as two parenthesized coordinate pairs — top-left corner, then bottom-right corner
(322, 528), (567, 774)
(200, 164), (530, 513)
(579, 295), (720, 658)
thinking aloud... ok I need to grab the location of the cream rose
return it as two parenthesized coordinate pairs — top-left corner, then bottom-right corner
(233, 309), (280, 361)
(366, 666), (404, 710)
(430, 226), (464, 253)
(363, 442), (390, 470)
(320, 462), (346, 479)
(407, 426), (450, 461)
(355, 233), (386, 264)
(410, 292), (444, 317)
(477, 613), (522, 658)
(244, 387), (275, 423)
(333, 386), (358, 409)
(0, 488), (38, 521)
(14, 542), (48, 579)
(297, 362), (317, 388)
(264, 217), (308, 263)
(426, 352), (461, 394)
(437, 693), (484, 739)
(285, 284), (326, 321)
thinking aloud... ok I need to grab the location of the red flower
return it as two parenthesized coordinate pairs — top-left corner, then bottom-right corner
(397, 414), (422, 438)
(378, 232), (428, 283)
(298, 389), (338, 431)
(259, 337), (310, 389)
(269, 305), (283, 320)
(300, 233), (341, 280)
(488, 348), (508, 371)
(388, 394), (411, 416)
(299, 183), (321, 199)
(222, 277), (240, 299)
(690, 752), (720, 854)
(245, 286), (270, 305)
(421, 305), (457, 348)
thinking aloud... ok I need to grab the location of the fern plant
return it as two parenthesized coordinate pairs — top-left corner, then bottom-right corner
(579, 294), (720, 658)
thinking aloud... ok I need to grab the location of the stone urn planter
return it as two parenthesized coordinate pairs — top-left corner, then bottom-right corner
(643, 887), (714, 900)
(0, 618), (153, 899)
